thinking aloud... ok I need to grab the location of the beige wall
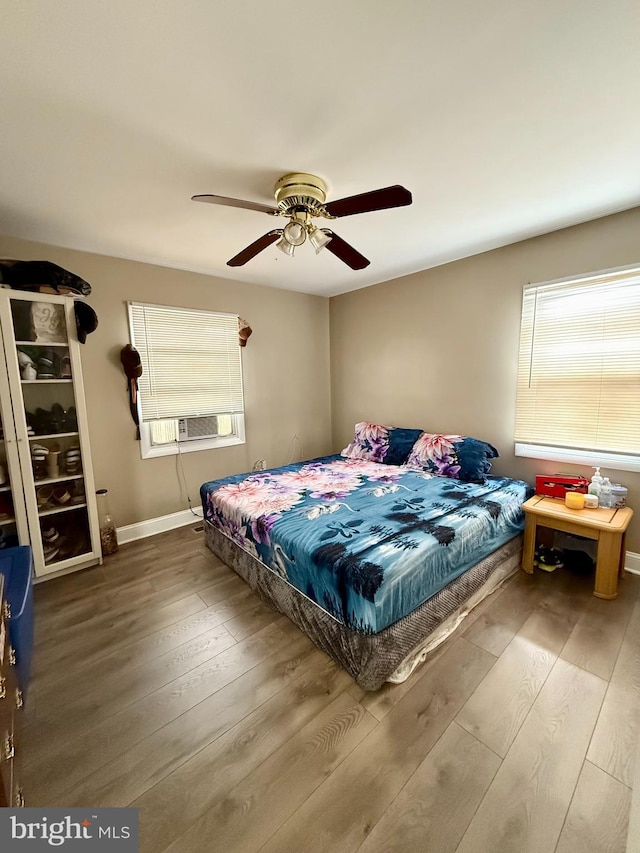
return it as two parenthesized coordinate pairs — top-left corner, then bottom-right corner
(330, 206), (640, 553)
(3, 207), (639, 551)
(0, 235), (332, 527)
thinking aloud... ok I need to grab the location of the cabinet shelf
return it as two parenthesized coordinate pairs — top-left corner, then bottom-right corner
(28, 432), (79, 441)
(0, 516), (16, 527)
(43, 549), (92, 570)
(21, 379), (73, 385)
(0, 485), (11, 493)
(38, 502), (87, 518)
(33, 474), (83, 487)
(15, 340), (68, 347)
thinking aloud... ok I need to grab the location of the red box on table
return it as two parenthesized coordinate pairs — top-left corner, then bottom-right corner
(535, 475), (589, 499)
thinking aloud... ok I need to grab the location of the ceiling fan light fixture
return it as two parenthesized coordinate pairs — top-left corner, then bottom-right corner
(282, 219), (307, 247)
(308, 226), (332, 253)
(276, 236), (296, 257)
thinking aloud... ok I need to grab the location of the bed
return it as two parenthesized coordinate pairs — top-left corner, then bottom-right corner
(201, 430), (531, 690)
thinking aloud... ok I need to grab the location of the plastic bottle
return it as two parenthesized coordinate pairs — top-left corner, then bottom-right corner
(589, 467), (603, 497)
(96, 488), (118, 555)
(599, 477), (613, 509)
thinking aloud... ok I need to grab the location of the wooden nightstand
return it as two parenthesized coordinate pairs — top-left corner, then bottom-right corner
(521, 495), (633, 599)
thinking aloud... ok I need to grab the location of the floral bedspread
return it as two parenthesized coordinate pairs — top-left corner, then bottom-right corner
(200, 455), (530, 634)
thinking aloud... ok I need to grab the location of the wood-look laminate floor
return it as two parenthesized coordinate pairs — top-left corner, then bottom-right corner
(22, 525), (639, 852)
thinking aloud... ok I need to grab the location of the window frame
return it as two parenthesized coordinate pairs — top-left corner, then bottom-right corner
(514, 262), (640, 473)
(127, 302), (246, 460)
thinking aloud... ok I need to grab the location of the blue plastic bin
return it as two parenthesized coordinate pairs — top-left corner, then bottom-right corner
(0, 545), (33, 696)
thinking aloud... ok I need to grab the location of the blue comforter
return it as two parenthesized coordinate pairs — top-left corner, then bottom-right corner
(201, 455), (529, 634)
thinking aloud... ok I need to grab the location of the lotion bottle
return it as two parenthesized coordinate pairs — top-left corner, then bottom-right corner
(589, 467), (603, 497)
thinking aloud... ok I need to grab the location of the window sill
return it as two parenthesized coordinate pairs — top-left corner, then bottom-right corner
(141, 435), (245, 460)
(515, 443), (640, 474)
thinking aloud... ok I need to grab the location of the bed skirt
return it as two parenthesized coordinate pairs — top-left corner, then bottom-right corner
(204, 521), (522, 691)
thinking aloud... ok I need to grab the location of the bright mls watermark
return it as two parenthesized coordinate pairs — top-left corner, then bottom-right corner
(0, 808), (138, 850)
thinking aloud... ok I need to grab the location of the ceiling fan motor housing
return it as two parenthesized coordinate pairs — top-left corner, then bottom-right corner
(274, 172), (328, 216)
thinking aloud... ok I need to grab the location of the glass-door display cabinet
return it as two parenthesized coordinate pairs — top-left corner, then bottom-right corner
(0, 326), (30, 557)
(0, 291), (100, 579)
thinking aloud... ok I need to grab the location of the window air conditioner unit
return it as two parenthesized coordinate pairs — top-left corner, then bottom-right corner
(178, 415), (218, 442)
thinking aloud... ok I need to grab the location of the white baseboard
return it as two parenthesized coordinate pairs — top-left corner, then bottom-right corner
(117, 507), (203, 545)
(625, 551), (640, 576)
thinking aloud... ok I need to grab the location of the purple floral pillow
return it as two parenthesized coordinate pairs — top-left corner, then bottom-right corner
(341, 422), (390, 463)
(405, 433), (499, 483)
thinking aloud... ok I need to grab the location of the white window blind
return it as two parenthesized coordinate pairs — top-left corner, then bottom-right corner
(514, 267), (640, 458)
(129, 302), (244, 422)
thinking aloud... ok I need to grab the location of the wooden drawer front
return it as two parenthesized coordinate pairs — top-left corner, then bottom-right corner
(0, 757), (8, 807)
(1, 721), (15, 764)
(0, 652), (20, 718)
(0, 753), (12, 805)
(0, 720), (13, 809)
(0, 585), (22, 809)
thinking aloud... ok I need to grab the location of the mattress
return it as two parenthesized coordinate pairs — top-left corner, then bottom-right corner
(204, 521), (522, 690)
(201, 455), (529, 634)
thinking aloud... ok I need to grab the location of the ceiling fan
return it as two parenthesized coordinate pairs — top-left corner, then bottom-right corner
(192, 172), (412, 270)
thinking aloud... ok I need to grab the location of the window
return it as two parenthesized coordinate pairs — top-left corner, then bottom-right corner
(128, 302), (245, 458)
(514, 265), (640, 473)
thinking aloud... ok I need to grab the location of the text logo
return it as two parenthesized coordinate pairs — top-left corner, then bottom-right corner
(0, 808), (138, 850)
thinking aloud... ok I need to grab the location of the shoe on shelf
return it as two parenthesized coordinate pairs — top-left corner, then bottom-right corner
(36, 485), (54, 510)
(71, 481), (86, 504)
(50, 403), (65, 433)
(18, 350), (37, 379)
(60, 355), (72, 379)
(67, 537), (89, 558)
(42, 526), (61, 544)
(52, 486), (71, 505)
(31, 444), (50, 479)
(43, 543), (60, 563)
(65, 446), (82, 473)
(33, 408), (54, 435)
(64, 406), (77, 431)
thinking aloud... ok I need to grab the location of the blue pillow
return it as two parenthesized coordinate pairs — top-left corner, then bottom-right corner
(405, 433), (499, 483)
(384, 427), (424, 465)
(454, 437), (499, 482)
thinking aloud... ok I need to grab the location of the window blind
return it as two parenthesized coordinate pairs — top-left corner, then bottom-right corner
(129, 302), (244, 422)
(514, 267), (640, 456)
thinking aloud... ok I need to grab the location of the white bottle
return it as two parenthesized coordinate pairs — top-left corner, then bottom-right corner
(600, 477), (613, 508)
(589, 466), (603, 497)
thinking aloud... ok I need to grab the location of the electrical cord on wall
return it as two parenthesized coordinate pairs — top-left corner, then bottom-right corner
(175, 442), (203, 518)
(286, 434), (303, 464)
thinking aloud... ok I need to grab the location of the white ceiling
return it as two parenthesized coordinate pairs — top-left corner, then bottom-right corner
(0, 1), (638, 297)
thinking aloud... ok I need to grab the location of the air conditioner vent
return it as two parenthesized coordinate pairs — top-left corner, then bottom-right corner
(178, 416), (218, 442)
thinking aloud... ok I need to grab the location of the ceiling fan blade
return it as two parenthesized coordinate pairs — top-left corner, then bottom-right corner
(227, 230), (282, 267)
(322, 230), (370, 270)
(324, 185), (412, 218)
(192, 194), (279, 215)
